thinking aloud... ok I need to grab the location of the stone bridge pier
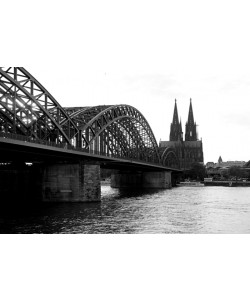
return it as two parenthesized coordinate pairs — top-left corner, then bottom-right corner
(0, 162), (173, 203)
(111, 170), (172, 189)
(0, 161), (101, 203)
(42, 161), (101, 202)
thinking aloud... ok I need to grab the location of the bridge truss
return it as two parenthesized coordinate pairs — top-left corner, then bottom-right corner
(0, 67), (179, 168)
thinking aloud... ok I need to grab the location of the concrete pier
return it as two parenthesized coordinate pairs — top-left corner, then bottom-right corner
(110, 171), (142, 188)
(0, 163), (172, 203)
(111, 170), (172, 189)
(43, 162), (101, 202)
(0, 161), (101, 202)
(142, 171), (172, 188)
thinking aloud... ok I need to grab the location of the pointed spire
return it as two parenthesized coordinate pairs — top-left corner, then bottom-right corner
(187, 98), (195, 125)
(185, 98), (197, 141)
(170, 99), (182, 141)
(172, 99), (179, 125)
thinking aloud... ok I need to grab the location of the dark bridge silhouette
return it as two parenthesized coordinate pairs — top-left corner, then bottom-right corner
(0, 67), (180, 202)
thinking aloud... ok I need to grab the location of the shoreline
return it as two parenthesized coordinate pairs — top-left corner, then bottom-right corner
(203, 180), (250, 187)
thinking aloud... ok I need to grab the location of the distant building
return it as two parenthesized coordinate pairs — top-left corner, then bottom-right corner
(206, 158), (249, 179)
(218, 156), (223, 164)
(206, 162), (215, 168)
(206, 159), (246, 180)
(218, 161), (246, 168)
(159, 99), (204, 170)
(206, 159), (246, 169)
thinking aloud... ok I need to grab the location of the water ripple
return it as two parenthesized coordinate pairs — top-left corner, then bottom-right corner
(1, 186), (250, 233)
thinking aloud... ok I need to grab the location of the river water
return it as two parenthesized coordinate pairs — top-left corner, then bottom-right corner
(1, 186), (250, 233)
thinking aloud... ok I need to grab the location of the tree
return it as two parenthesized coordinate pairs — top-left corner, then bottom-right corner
(228, 166), (248, 180)
(220, 168), (229, 179)
(185, 163), (206, 181)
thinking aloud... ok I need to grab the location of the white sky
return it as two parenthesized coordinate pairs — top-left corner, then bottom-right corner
(3, 0), (250, 163)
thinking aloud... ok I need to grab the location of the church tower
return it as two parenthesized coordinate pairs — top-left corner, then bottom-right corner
(185, 98), (197, 141)
(170, 99), (183, 141)
(218, 156), (223, 164)
(159, 98), (204, 170)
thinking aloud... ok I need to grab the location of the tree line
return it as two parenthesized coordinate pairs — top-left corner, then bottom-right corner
(184, 163), (250, 181)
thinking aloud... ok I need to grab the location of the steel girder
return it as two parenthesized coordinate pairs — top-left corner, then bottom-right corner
(0, 67), (79, 144)
(160, 147), (180, 168)
(0, 67), (162, 165)
(66, 105), (161, 164)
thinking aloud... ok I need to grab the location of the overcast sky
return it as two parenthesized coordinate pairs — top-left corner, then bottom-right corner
(3, 0), (250, 163)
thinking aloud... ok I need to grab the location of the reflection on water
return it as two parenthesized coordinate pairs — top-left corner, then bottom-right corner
(1, 186), (250, 233)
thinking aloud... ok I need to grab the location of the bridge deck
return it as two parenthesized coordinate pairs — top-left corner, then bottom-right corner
(0, 134), (180, 172)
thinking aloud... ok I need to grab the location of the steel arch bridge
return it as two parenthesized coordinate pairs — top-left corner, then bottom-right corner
(160, 147), (180, 169)
(0, 67), (179, 168)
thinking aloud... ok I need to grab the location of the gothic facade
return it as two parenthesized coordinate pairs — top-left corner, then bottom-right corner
(160, 99), (204, 170)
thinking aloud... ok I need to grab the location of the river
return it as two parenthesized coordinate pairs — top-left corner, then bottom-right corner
(1, 186), (250, 233)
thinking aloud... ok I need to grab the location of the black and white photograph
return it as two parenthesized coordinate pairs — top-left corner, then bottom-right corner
(1, 0), (250, 299)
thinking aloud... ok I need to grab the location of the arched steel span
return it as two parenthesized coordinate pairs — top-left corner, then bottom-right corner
(160, 147), (180, 169)
(0, 67), (79, 144)
(64, 105), (161, 163)
(0, 67), (178, 167)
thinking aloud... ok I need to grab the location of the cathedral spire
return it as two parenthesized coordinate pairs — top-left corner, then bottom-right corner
(187, 98), (195, 125)
(172, 99), (179, 124)
(170, 99), (182, 141)
(185, 98), (197, 141)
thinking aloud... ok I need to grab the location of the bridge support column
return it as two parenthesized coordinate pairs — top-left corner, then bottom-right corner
(111, 171), (142, 188)
(111, 170), (172, 189)
(43, 161), (101, 202)
(142, 171), (172, 188)
(79, 162), (101, 202)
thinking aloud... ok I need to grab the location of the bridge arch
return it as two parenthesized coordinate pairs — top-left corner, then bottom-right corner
(0, 67), (79, 144)
(66, 105), (161, 164)
(0, 67), (162, 165)
(161, 147), (180, 169)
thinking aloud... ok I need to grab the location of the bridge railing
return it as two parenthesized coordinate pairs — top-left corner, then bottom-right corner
(0, 132), (163, 167)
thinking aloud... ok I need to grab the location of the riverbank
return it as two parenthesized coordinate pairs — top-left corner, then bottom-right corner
(203, 180), (250, 187)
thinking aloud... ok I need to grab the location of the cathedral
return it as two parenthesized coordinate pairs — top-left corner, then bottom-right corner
(159, 99), (204, 170)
